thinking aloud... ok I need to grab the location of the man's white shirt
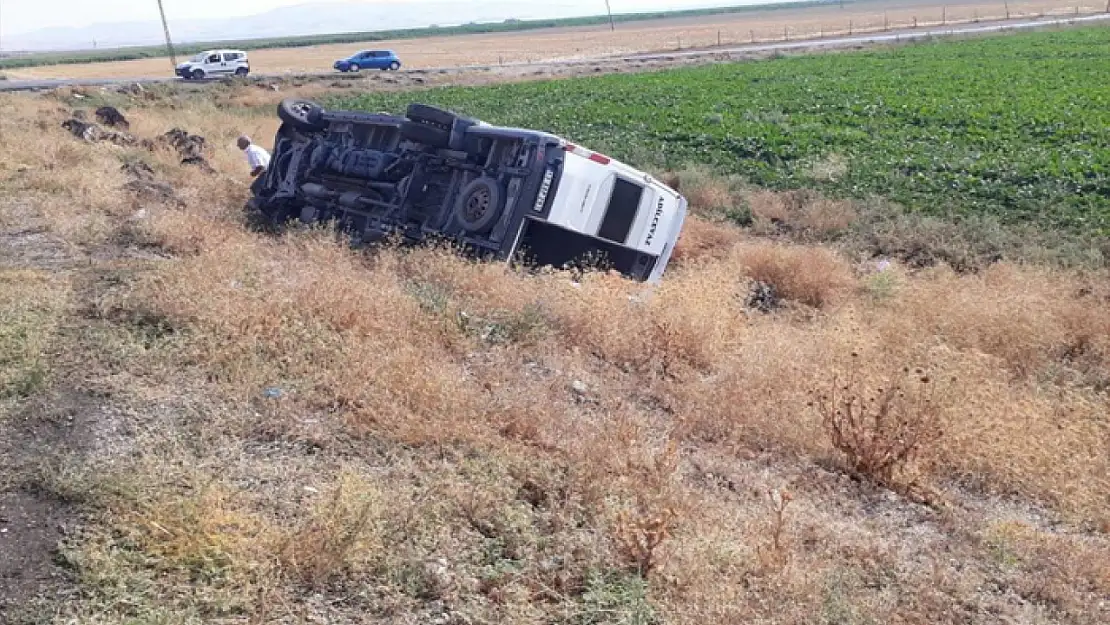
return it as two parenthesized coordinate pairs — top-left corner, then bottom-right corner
(245, 144), (271, 170)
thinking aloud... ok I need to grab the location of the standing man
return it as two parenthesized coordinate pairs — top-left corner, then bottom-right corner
(238, 135), (271, 177)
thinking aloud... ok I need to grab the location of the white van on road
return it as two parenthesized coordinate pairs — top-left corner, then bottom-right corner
(176, 49), (250, 80)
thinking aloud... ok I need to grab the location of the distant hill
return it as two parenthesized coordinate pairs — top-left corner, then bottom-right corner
(2, 0), (791, 52)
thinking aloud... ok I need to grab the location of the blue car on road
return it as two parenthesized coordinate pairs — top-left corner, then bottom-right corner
(334, 50), (402, 72)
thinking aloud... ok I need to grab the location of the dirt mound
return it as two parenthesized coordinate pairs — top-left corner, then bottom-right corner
(94, 105), (130, 130)
(57, 109), (203, 210)
(60, 111), (216, 175)
(120, 160), (155, 179)
(61, 117), (138, 147)
(153, 128), (214, 172)
(746, 280), (780, 312)
(121, 160), (183, 207)
(115, 82), (146, 96)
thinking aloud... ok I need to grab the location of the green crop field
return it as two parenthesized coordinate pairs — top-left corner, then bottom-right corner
(333, 26), (1110, 234)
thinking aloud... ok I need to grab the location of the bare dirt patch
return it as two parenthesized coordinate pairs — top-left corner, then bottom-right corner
(0, 388), (107, 620)
(0, 226), (72, 272)
(0, 492), (75, 617)
(0, 384), (139, 622)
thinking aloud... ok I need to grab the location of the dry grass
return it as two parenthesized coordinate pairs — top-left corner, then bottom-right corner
(735, 242), (856, 309)
(886, 263), (1110, 384)
(747, 188), (858, 239)
(0, 270), (69, 400)
(1, 88), (1108, 625)
(668, 216), (742, 266)
(274, 469), (386, 589)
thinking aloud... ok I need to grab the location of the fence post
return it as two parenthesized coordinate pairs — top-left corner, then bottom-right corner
(784, 26), (789, 40)
(913, 16), (918, 27)
(942, 6), (946, 24)
(884, 12), (889, 30)
(718, 30), (721, 46)
(1005, 1), (1010, 19)
(849, 20), (853, 35)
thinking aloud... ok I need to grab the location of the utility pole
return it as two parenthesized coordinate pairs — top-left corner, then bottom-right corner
(604, 0), (615, 31)
(157, 0), (178, 69)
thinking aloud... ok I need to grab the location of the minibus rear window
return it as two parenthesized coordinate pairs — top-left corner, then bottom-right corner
(598, 178), (643, 244)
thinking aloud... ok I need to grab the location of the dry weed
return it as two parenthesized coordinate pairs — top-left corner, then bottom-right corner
(274, 469), (384, 589)
(612, 440), (681, 578)
(755, 488), (794, 570)
(669, 318), (834, 448)
(614, 505), (678, 579)
(125, 228), (497, 446)
(747, 188), (856, 238)
(670, 165), (737, 214)
(670, 216), (742, 266)
(812, 362), (944, 486)
(734, 241), (855, 308)
(806, 152), (849, 182)
(884, 263), (1110, 384)
(127, 476), (268, 583)
(795, 196), (857, 236)
(747, 189), (791, 224)
(981, 520), (1110, 619)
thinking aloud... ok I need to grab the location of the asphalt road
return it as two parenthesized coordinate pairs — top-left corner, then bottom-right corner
(1, 12), (1106, 93)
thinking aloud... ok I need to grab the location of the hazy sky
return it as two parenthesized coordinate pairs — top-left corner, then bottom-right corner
(0, 0), (738, 37)
(0, 0), (303, 34)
